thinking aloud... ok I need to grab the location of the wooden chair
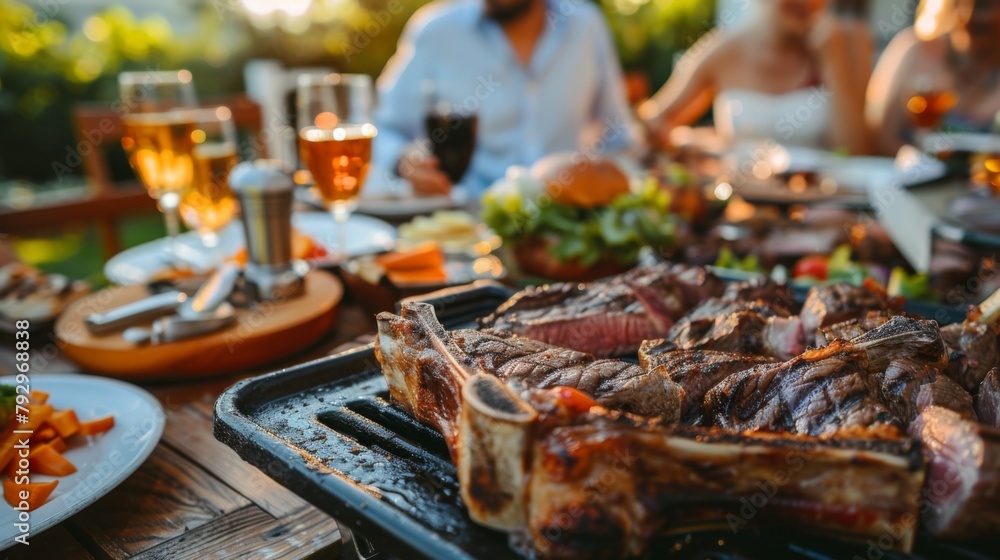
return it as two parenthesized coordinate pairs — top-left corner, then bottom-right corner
(0, 96), (266, 260)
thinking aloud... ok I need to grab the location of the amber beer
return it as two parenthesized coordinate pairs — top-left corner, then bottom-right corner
(905, 89), (958, 129)
(300, 124), (376, 204)
(180, 142), (239, 234)
(121, 112), (196, 199)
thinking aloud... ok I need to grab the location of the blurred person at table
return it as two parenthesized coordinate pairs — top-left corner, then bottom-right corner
(638, 0), (872, 154)
(866, 0), (1000, 155)
(372, 0), (637, 196)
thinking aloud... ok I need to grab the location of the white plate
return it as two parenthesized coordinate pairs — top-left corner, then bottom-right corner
(0, 374), (164, 550)
(921, 132), (1000, 154)
(296, 187), (463, 219)
(104, 212), (396, 285)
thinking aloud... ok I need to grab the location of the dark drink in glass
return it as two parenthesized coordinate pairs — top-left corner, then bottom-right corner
(424, 112), (478, 184)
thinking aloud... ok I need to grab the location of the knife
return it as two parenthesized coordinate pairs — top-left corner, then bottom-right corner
(84, 291), (188, 334)
(85, 263), (242, 335)
(122, 303), (236, 345)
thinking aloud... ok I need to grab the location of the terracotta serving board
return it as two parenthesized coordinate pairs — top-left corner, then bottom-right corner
(55, 270), (342, 381)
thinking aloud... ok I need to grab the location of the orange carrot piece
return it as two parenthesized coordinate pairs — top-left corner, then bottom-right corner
(24, 404), (53, 431)
(78, 415), (115, 436)
(4, 479), (58, 511)
(4, 455), (21, 479)
(28, 390), (49, 405)
(0, 432), (20, 474)
(31, 426), (57, 443)
(28, 444), (76, 476)
(46, 409), (80, 439)
(46, 437), (67, 454)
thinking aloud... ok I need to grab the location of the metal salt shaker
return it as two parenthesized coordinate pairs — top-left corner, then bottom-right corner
(229, 160), (306, 302)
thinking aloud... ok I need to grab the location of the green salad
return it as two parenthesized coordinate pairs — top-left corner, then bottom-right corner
(482, 180), (676, 267)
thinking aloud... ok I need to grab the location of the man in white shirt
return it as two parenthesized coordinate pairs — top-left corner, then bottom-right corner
(373, 0), (636, 195)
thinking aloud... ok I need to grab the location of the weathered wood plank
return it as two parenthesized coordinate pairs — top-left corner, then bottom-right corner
(162, 402), (314, 518)
(67, 444), (250, 559)
(132, 505), (340, 560)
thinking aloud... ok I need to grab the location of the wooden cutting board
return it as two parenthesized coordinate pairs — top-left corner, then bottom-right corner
(55, 270), (343, 381)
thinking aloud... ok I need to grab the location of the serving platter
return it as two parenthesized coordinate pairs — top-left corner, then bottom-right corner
(0, 374), (164, 550)
(215, 282), (991, 560)
(56, 270), (342, 381)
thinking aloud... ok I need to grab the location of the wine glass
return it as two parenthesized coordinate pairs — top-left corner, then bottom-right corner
(296, 73), (377, 261)
(178, 107), (239, 253)
(421, 79), (478, 186)
(119, 70), (198, 260)
(904, 72), (958, 143)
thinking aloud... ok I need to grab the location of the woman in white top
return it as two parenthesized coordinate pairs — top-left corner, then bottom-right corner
(638, 0), (872, 154)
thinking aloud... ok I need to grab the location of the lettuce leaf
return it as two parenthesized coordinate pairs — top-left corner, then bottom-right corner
(483, 180), (676, 264)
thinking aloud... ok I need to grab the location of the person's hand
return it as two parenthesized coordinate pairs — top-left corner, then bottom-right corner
(806, 13), (849, 60)
(397, 143), (452, 196)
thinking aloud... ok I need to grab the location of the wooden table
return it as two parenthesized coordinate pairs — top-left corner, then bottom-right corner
(0, 301), (379, 560)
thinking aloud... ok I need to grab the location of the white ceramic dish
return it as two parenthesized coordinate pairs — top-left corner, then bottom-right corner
(104, 212), (396, 285)
(0, 373), (164, 550)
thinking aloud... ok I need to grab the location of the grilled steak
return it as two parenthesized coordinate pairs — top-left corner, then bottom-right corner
(818, 310), (895, 346)
(976, 368), (1000, 429)
(705, 317), (947, 438)
(910, 406), (1000, 539)
(881, 359), (975, 423)
(664, 300), (804, 359)
(941, 321), (999, 391)
(637, 345), (777, 420)
(517, 388), (925, 558)
(378, 302), (929, 559)
(479, 263), (723, 357)
(378, 303), (683, 427)
(721, 277), (797, 311)
(800, 283), (900, 345)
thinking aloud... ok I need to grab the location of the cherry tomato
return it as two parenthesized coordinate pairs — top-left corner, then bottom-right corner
(793, 255), (829, 281)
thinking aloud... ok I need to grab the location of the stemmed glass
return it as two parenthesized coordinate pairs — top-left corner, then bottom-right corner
(178, 107), (240, 253)
(904, 71), (958, 144)
(296, 73), (377, 260)
(119, 70), (198, 259)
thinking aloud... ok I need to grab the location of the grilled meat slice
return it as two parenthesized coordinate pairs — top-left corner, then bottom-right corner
(705, 317), (947, 437)
(521, 388), (925, 559)
(456, 328), (681, 422)
(722, 277), (796, 311)
(818, 311), (895, 346)
(975, 368), (1000, 429)
(375, 302), (482, 461)
(941, 321), (999, 391)
(638, 345), (777, 420)
(800, 283), (900, 344)
(882, 359), (975, 423)
(664, 301), (805, 360)
(479, 263), (723, 356)
(704, 342), (898, 437)
(378, 304), (682, 430)
(910, 406), (1000, 539)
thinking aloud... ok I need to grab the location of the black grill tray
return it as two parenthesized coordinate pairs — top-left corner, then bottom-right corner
(214, 281), (987, 560)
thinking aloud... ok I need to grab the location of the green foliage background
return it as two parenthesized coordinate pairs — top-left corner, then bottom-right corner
(0, 0), (714, 183)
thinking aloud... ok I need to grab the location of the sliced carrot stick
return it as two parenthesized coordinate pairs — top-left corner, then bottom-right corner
(46, 436), (67, 454)
(30, 426), (57, 444)
(3, 479), (58, 511)
(24, 404), (53, 431)
(78, 415), (114, 436)
(46, 409), (80, 439)
(28, 390), (49, 405)
(3, 455), (21, 479)
(28, 444), (76, 476)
